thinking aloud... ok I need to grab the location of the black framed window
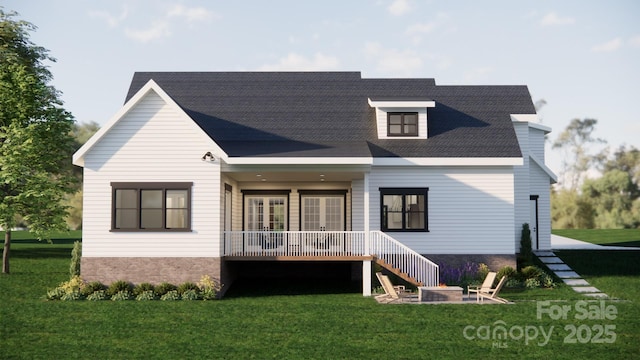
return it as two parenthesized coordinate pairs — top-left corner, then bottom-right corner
(387, 112), (418, 136)
(380, 188), (428, 232)
(111, 182), (192, 231)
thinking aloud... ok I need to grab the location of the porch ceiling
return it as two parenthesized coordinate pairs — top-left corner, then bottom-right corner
(224, 170), (365, 182)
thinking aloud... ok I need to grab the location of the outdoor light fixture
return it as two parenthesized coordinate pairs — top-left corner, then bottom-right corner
(201, 152), (215, 162)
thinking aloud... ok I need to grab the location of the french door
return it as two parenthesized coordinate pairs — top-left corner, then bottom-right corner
(244, 195), (287, 232)
(301, 195), (345, 231)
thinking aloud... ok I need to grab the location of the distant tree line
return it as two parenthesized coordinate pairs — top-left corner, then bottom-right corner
(551, 119), (640, 229)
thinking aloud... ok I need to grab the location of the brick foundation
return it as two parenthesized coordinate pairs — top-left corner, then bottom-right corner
(81, 257), (230, 294)
(425, 254), (516, 271)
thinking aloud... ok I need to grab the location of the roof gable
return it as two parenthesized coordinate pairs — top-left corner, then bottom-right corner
(73, 80), (222, 167)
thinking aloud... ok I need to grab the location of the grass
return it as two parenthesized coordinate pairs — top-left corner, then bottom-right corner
(552, 229), (640, 247)
(555, 250), (640, 301)
(0, 238), (639, 358)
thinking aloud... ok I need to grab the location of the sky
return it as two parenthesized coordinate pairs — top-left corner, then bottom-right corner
(3, 0), (640, 175)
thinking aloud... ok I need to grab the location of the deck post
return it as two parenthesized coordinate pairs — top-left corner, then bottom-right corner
(362, 260), (372, 296)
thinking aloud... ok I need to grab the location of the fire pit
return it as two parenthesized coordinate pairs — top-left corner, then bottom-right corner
(418, 285), (463, 302)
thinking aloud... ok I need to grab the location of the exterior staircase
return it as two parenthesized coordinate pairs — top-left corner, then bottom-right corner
(370, 230), (439, 287)
(534, 250), (608, 298)
(374, 257), (424, 286)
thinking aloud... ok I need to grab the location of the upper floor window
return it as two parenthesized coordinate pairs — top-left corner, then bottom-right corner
(387, 112), (418, 136)
(111, 182), (192, 232)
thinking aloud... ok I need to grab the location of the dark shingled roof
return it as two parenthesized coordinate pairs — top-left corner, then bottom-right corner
(125, 72), (535, 158)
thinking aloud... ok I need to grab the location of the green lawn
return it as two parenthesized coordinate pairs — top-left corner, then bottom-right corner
(552, 229), (640, 247)
(0, 240), (638, 359)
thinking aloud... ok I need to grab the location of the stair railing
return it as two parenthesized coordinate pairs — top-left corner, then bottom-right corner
(369, 230), (439, 287)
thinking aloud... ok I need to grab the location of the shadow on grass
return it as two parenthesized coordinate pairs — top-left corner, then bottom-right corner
(224, 277), (361, 298)
(555, 250), (640, 276)
(601, 241), (640, 247)
(1, 241), (74, 259)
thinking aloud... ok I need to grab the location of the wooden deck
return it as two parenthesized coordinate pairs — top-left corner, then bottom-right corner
(224, 255), (374, 261)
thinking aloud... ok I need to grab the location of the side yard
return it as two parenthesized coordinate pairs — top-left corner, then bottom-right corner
(0, 234), (638, 358)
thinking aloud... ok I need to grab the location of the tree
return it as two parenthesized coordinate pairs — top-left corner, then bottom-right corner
(552, 118), (606, 190)
(583, 169), (640, 229)
(1, 10), (76, 273)
(64, 121), (100, 229)
(551, 187), (594, 229)
(602, 145), (640, 187)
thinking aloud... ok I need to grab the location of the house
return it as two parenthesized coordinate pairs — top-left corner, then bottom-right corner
(72, 72), (556, 296)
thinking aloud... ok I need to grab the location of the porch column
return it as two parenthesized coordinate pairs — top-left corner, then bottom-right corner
(362, 171), (371, 296)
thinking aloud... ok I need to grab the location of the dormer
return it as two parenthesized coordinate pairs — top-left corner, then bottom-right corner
(368, 98), (436, 139)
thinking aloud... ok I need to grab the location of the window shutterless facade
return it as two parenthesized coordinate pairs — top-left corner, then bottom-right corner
(380, 188), (429, 232)
(111, 182), (192, 231)
(387, 112), (418, 136)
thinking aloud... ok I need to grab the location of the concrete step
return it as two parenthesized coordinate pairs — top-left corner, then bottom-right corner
(572, 286), (601, 293)
(538, 256), (564, 264)
(547, 264), (572, 271)
(534, 251), (555, 257)
(584, 293), (609, 298)
(563, 278), (590, 286)
(555, 271), (581, 279)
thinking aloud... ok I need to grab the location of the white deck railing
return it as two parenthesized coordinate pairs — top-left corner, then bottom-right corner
(370, 230), (440, 287)
(223, 231), (366, 257)
(223, 230), (439, 287)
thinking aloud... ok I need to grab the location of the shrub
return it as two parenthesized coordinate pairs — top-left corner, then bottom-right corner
(497, 266), (516, 281)
(133, 283), (155, 296)
(519, 223), (533, 268)
(61, 291), (82, 301)
(81, 281), (106, 297)
(439, 262), (479, 286)
(177, 282), (199, 295)
(58, 275), (87, 294)
(160, 290), (180, 301)
(155, 282), (177, 297)
(69, 241), (82, 277)
(181, 289), (201, 300)
(111, 290), (132, 301)
(136, 290), (157, 301)
(476, 263), (490, 282)
(107, 280), (133, 296)
(520, 265), (544, 280)
(197, 275), (222, 300)
(505, 278), (523, 288)
(87, 290), (108, 301)
(46, 287), (66, 300)
(525, 277), (541, 289)
(541, 273), (557, 288)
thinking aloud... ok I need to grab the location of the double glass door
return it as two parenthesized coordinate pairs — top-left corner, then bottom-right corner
(301, 195), (344, 231)
(245, 195), (287, 232)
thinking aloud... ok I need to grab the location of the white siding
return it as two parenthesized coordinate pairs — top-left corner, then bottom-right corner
(369, 166), (516, 254)
(513, 122), (530, 250)
(82, 90), (221, 257)
(529, 128), (546, 160)
(530, 163), (552, 250)
(375, 107), (428, 139)
(513, 121), (553, 250)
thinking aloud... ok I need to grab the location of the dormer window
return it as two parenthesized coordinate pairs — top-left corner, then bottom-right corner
(388, 112), (418, 136)
(368, 98), (435, 140)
